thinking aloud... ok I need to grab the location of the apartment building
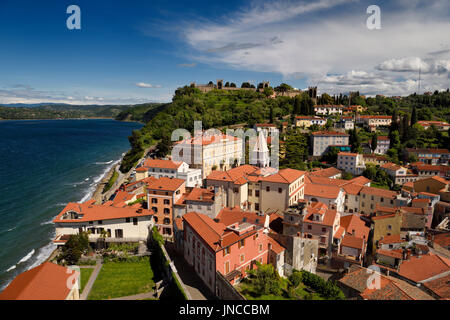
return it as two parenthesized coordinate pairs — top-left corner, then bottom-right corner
(406, 148), (450, 165)
(205, 165), (306, 213)
(304, 183), (345, 213)
(53, 200), (154, 244)
(173, 186), (226, 220)
(182, 211), (270, 293)
(335, 116), (355, 130)
(314, 105), (344, 115)
(363, 154), (390, 166)
(175, 133), (243, 178)
(310, 131), (350, 156)
(295, 116), (326, 128)
(147, 177), (186, 238)
(356, 115), (392, 131)
(136, 159), (202, 187)
(373, 136), (390, 155)
(359, 187), (399, 216)
(337, 152), (366, 175)
(417, 120), (450, 131)
(381, 163), (419, 185)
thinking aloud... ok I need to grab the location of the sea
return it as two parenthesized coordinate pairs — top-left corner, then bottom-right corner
(0, 119), (143, 290)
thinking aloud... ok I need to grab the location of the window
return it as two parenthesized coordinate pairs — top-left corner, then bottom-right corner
(238, 239), (245, 248)
(278, 188), (282, 193)
(223, 247), (231, 256)
(266, 186), (270, 192)
(322, 227), (326, 232)
(307, 225), (312, 230)
(98, 220), (103, 225)
(234, 188), (239, 193)
(240, 254), (245, 263)
(255, 203), (260, 211)
(151, 198), (158, 204)
(115, 229), (123, 238)
(255, 190), (260, 197)
(164, 199), (170, 205)
(126, 218), (130, 223)
(152, 207), (158, 213)
(133, 218), (138, 225)
(259, 244), (263, 252)
(248, 190), (252, 196)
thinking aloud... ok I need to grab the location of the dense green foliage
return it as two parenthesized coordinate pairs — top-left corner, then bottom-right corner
(57, 232), (90, 265)
(299, 270), (345, 300)
(362, 164), (393, 188)
(115, 103), (166, 122)
(280, 128), (309, 171)
(103, 171), (118, 193)
(0, 104), (132, 120)
(119, 87), (307, 172)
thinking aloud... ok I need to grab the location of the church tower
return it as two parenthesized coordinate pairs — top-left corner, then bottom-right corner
(250, 131), (270, 168)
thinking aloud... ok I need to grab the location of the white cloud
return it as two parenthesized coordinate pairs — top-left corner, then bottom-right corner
(135, 82), (162, 88)
(177, 0), (450, 95)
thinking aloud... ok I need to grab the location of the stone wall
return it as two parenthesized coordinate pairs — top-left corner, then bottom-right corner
(215, 271), (246, 300)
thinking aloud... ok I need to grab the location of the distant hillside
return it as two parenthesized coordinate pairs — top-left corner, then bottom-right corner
(0, 103), (158, 120)
(114, 103), (168, 122)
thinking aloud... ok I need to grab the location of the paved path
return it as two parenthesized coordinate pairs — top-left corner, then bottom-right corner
(165, 244), (216, 300)
(80, 260), (103, 300)
(108, 291), (156, 300)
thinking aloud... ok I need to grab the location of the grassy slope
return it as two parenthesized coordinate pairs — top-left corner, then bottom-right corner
(80, 268), (94, 293)
(87, 259), (155, 300)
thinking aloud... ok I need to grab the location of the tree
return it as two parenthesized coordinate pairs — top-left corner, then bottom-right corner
(411, 105), (418, 125)
(293, 96), (301, 114)
(241, 82), (251, 88)
(371, 133), (378, 153)
(274, 83), (293, 93)
(57, 232), (90, 265)
(322, 147), (339, 164)
(349, 128), (361, 153)
(269, 105), (274, 123)
(247, 262), (282, 296)
(230, 83), (236, 88)
(263, 87), (274, 98)
(224, 81), (230, 87)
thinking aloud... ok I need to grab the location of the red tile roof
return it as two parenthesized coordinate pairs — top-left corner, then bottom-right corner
(268, 237), (286, 254)
(142, 159), (183, 169)
(305, 183), (341, 199)
(308, 167), (342, 178)
(377, 248), (403, 259)
(340, 214), (370, 240)
(423, 274), (450, 299)
(146, 177), (185, 191)
(216, 207), (265, 227)
(311, 131), (349, 137)
(379, 234), (403, 245)
(341, 234), (364, 250)
(184, 188), (215, 203)
(53, 201), (153, 223)
(398, 253), (450, 283)
(0, 262), (79, 300)
(338, 152), (358, 157)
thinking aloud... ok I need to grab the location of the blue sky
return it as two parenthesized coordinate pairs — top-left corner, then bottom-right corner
(0, 0), (449, 104)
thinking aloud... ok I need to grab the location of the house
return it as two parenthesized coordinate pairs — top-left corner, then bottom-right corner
(337, 265), (433, 300)
(304, 183), (345, 213)
(308, 167), (342, 179)
(397, 252), (450, 286)
(359, 187), (399, 216)
(372, 207), (403, 246)
(147, 177), (186, 238)
(333, 214), (370, 267)
(0, 262), (80, 300)
(182, 211), (271, 293)
(422, 274), (450, 299)
(356, 115), (392, 131)
(314, 105), (344, 115)
(53, 200), (154, 245)
(310, 131), (350, 157)
(206, 165), (306, 213)
(337, 152), (365, 175)
(373, 136), (390, 155)
(335, 116), (355, 130)
(413, 176), (449, 196)
(417, 120), (450, 131)
(381, 163), (418, 185)
(136, 159), (202, 187)
(400, 207), (431, 231)
(173, 186), (226, 220)
(363, 154), (390, 166)
(294, 116), (326, 128)
(410, 164), (450, 179)
(174, 133), (243, 178)
(343, 183), (364, 213)
(406, 148), (450, 165)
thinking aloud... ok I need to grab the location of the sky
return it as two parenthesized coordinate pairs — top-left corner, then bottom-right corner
(0, 0), (449, 105)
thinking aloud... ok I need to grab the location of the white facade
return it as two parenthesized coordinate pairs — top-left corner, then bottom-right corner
(311, 133), (350, 157)
(337, 153), (366, 175)
(374, 138), (390, 155)
(314, 105), (344, 115)
(146, 161), (202, 187)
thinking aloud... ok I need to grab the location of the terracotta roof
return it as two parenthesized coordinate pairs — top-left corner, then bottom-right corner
(348, 176), (371, 186)
(377, 248), (403, 259)
(343, 183), (364, 195)
(338, 152), (358, 157)
(341, 234), (365, 250)
(216, 207), (265, 227)
(260, 168), (306, 184)
(0, 262), (79, 300)
(306, 176), (349, 187)
(142, 159), (183, 169)
(334, 226), (345, 239)
(379, 234), (403, 245)
(308, 167), (342, 178)
(184, 188), (215, 203)
(303, 204), (338, 227)
(146, 177), (185, 191)
(398, 253), (450, 283)
(340, 214), (370, 240)
(53, 201), (153, 223)
(311, 131), (349, 137)
(174, 217), (183, 231)
(358, 115), (391, 119)
(423, 274), (450, 299)
(381, 163), (403, 171)
(406, 148), (450, 155)
(360, 186), (398, 198)
(268, 237), (286, 254)
(112, 190), (135, 205)
(433, 233), (450, 249)
(136, 167), (147, 172)
(305, 183), (341, 199)
(377, 136), (390, 140)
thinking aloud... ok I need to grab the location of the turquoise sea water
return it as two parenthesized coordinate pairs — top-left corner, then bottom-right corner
(0, 119), (142, 290)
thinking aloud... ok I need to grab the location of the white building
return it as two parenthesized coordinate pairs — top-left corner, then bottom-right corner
(136, 159), (202, 188)
(310, 131), (350, 157)
(337, 152), (366, 175)
(335, 117), (355, 130)
(373, 136), (390, 155)
(314, 105), (344, 115)
(53, 200), (154, 244)
(250, 131), (270, 168)
(174, 133), (243, 179)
